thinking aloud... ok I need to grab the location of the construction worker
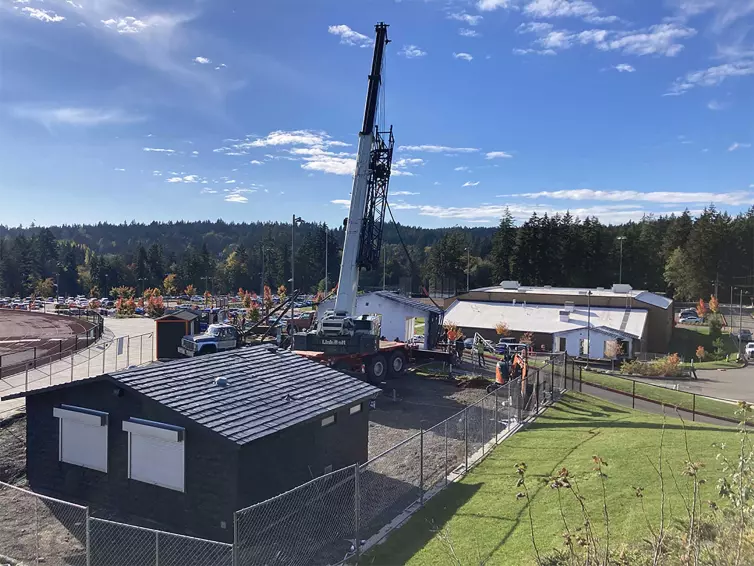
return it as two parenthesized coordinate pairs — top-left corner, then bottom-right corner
(496, 357), (510, 384)
(475, 339), (486, 368)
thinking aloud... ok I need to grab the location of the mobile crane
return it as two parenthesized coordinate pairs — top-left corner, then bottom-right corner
(293, 22), (410, 381)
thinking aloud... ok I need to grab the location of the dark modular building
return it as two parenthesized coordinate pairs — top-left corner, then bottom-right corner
(155, 310), (201, 359)
(4, 346), (380, 542)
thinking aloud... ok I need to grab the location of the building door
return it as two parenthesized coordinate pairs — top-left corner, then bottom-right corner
(558, 337), (566, 352)
(579, 338), (589, 356)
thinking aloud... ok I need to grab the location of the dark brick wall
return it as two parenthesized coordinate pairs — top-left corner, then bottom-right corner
(26, 380), (239, 542)
(237, 400), (370, 509)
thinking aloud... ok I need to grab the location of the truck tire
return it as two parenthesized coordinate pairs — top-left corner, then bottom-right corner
(198, 345), (217, 356)
(388, 350), (407, 377)
(365, 354), (387, 383)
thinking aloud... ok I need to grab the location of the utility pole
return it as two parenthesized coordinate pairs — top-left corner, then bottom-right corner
(466, 247), (470, 292)
(291, 214), (303, 331)
(714, 272), (719, 299)
(616, 236), (626, 284)
(586, 290), (592, 369)
(740, 288), (744, 351)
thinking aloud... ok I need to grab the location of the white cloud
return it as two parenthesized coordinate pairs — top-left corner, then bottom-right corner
(667, 61), (754, 95)
(215, 63), (227, 70)
(399, 45), (427, 58)
(200, 188), (217, 194)
(393, 191), (421, 196)
(101, 17), (149, 34)
(459, 28), (481, 37)
(191, 150), (199, 155)
(538, 31), (573, 49)
(477, 0), (515, 11)
(66, 0), (83, 8)
(114, 168), (126, 172)
(12, 106), (138, 127)
(448, 12), (483, 26)
(152, 170), (162, 176)
(225, 194), (248, 203)
(728, 142), (751, 151)
(328, 24), (373, 48)
(525, 0), (598, 18)
(453, 52), (474, 61)
(454, 166), (469, 171)
(510, 188), (754, 206)
(250, 130), (335, 148)
(614, 63), (636, 72)
(670, 0), (754, 32)
(250, 160), (263, 165)
(22, 7), (65, 22)
(486, 151), (513, 159)
(394, 157), (425, 167)
(143, 147), (175, 153)
(517, 22), (554, 34)
(400, 144), (479, 153)
(513, 48), (558, 55)
(331, 199), (352, 208)
(225, 179), (237, 183)
(463, 181), (480, 187)
(193, 56), (211, 64)
(707, 99), (725, 110)
(166, 175), (203, 183)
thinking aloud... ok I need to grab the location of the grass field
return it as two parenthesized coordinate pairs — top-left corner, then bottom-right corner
(669, 326), (738, 360)
(365, 392), (740, 566)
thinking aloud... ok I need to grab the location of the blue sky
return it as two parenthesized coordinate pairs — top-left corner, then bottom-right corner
(0, 0), (752, 227)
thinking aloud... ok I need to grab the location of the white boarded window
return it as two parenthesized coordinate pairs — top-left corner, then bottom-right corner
(321, 414), (336, 427)
(123, 418), (185, 492)
(54, 405), (108, 473)
(349, 404), (362, 415)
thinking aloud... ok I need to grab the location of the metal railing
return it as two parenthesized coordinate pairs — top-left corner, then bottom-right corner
(0, 310), (105, 379)
(0, 332), (154, 421)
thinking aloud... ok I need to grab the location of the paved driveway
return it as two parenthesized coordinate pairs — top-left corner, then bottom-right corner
(633, 363), (754, 402)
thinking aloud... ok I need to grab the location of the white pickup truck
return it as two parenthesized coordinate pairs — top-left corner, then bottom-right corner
(746, 342), (754, 359)
(178, 324), (240, 357)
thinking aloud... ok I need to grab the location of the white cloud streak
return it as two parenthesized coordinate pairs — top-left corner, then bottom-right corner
(453, 52), (474, 61)
(728, 142), (751, 151)
(447, 12), (483, 25)
(614, 63), (636, 72)
(477, 0), (515, 11)
(509, 188), (754, 206)
(143, 147), (176, 153)
(22, 7), (65, 22)
(486, 151), (513, 159)
(392, 191), (420, 196)
(463, 181), (480, 187)
(399, 145), (479, 153)
(667, 61), (754, 94)
(101, 16), (149, 34)
(328, 24), (373, 48)
(12, 106), (139, 127)
(193, 56), (211, 64)
(458, 28), (481, 37)
(399, 45), (427, 58)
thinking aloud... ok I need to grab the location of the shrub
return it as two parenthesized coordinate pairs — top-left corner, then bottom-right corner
(696, 345), (706, 362)
(620, 353), (682, 377)
(495, 321), (510, 336)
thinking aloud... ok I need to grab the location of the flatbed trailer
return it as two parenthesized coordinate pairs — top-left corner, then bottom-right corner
(295, 340), (410, 382)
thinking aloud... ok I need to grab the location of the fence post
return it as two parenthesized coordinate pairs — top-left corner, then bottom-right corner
(692, 394), (696, 422)
(418, 427), (425, 506)
(354, 464), (361, 562)
(86, 509), (91, 566)
(536, 370), (540, 413)
(444, 420), (448, 486)
(87, 347), (91, 376)
(232, 512), (239, 566)
(632, 381), (636, 409)
(75, 335), (78, 352)
(464, 408), (468, 473)
(494, 387), (499, 444)
(25, 364), (29, 392)
(35, 494), (40, 564)
(550, 363), (554, 396)
(155, 530), (159, 566)
(127, 336), (131, 367)
(481, 399), (485, 456)
(102, 342), (106, 374)
(579, 366), (583, 392)
(140, 334), (144, 365)
(34, 347), (37, 369)
(49, 356), (52, 385)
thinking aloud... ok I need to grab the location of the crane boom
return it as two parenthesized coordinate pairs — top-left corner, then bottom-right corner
(334, 22), (390, 316)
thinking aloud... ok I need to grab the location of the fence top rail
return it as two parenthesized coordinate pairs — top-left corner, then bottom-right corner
(89, 516), (233, 547)
(0, 480), (88, 510)
(235, 463), (358, 515)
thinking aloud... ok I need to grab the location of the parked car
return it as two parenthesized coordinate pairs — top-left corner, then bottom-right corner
(734, 329), (753, 342)
(746, 342), (754, 359)
(679, 315), (703, 324)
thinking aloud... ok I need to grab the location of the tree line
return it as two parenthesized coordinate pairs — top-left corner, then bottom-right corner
(1, 206), (753, 301)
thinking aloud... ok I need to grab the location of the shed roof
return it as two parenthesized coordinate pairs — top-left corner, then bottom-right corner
(470, 285), (672, 309)
(4, 346), (381, 445)
(158, 310), (199, 322)
(445, 300), (648, 339)
(319, 291), (442, 315)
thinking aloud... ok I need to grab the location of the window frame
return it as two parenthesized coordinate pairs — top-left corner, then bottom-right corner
(53, 405), (109, 473)
(321, 414), (336, 427)
(349, 403), (362, 415)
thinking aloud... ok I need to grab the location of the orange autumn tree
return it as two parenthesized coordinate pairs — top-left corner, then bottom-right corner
(495, 321), (511, 336)
(696, 345), (706, 362)
(709, 295), (719, 314)
(184, 284), (196, 297)
(263, 285), (274, 314)
(696, 298), (707, 319)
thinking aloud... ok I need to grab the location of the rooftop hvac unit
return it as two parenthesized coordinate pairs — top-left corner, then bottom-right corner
(544, 285), (552, 289)
(596, 287), (605, 290)
(500, 280), (520, 290)
(612, 284), (633, 294)
(564, 301), (575, 312)
(559, 310), (569, 322)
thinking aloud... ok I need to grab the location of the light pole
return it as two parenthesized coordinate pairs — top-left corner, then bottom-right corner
(465, 247), (470, 292)
(616, 236), (626, 284)
(586, 290), (592, 368)
(291, 214), (303, 327)
(137, 277), (146, 296)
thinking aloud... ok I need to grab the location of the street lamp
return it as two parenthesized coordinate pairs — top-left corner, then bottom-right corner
(291, 215), (304, 331)
(137, 277), (146, 295)
(616, 236), (626, 284)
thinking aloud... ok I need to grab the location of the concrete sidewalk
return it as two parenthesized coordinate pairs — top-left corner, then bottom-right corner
(0, 317), (156, 419)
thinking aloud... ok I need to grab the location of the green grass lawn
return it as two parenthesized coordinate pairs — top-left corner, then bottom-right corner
(577, 368), (740, 421)
(681, 359), (744, 370)
(415, 317), (425, 334)
(365, 392), (739, 566)
(669, 326), (737, 360)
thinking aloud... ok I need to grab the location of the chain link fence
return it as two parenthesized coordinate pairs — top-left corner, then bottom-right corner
(0, 480), (88, 566)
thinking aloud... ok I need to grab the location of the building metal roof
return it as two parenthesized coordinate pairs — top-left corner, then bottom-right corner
(158, 310), (199, 322)
(319, 291), (442, 315)
(4, 346), (381, 445)
(445, 300), (648, 339)
(470, 285), (672, 309)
